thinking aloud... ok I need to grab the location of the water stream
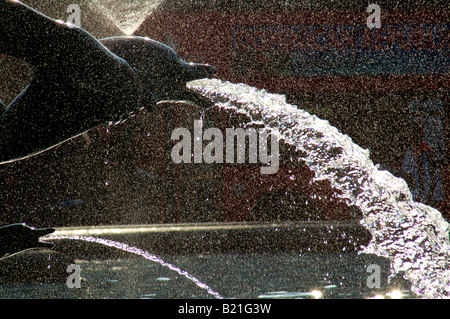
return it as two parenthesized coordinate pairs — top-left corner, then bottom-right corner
(187, 78), (450, 298)
(47, 234), (224, 299)
(87, 0), (162, 35)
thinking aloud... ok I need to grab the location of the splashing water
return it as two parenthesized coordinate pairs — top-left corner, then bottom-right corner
(188, 78), (450, 298)
(48, 235), (224, 299)
(88, 0), (162, 35)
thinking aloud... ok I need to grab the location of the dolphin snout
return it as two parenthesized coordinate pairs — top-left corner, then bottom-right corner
(33, 227), (55, 238)
(183, 62), (216, 82)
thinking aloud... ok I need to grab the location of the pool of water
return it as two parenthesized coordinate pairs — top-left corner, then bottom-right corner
(0, 250), (413, 299)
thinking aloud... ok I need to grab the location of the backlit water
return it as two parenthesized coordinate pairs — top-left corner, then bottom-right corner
(187, 79), (450, 298)
(87, 0), (162, 35)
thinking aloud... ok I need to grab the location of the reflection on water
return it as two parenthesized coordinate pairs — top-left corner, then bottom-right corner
(188, 79), (450, 298)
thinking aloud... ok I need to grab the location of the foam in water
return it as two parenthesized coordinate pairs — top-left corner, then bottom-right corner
(188, 78), (450, 298)
(48, 235), (224, 299)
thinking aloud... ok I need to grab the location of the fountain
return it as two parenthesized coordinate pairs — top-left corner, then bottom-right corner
(1, 0), (449, 300)
(31, 78), (449, 299)
(72, 2), (450, 298)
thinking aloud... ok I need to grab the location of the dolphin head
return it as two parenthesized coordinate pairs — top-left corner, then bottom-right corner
(180, 61), (217, 83)
(0, 223), (55, 257)
(100, 36), (216, 106)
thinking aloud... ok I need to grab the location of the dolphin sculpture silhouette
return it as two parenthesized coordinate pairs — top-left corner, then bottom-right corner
(100, 36), (216, 106)
(0, 1), (216, 165)
(0, 223), (54, 258)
